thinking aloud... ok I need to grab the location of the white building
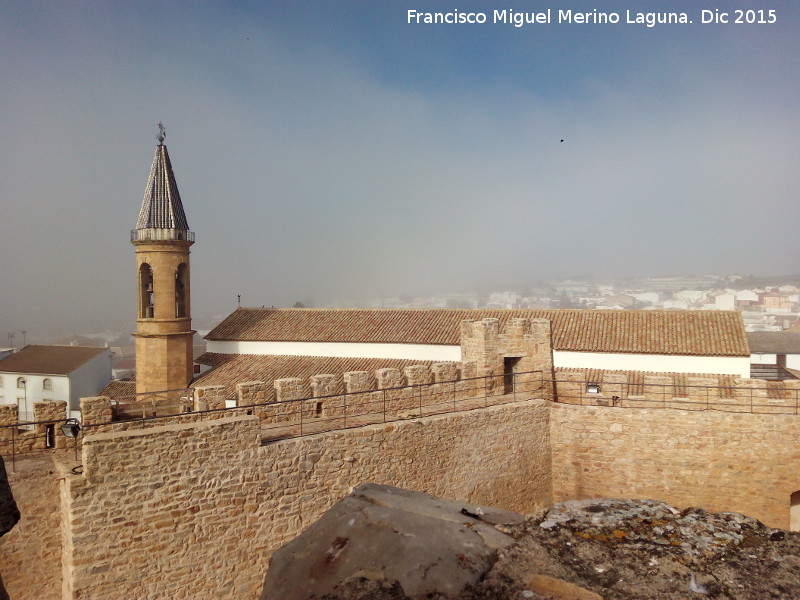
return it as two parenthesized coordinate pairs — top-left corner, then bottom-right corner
(0, 345), (112, 421)
(674, 290), (707, 303)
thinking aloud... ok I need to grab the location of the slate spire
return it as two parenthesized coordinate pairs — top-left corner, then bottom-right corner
(135, 123), (190, 232)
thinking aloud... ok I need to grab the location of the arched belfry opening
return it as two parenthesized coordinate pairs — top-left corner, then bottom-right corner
(139, 263), (154, 318)
(790, 491), (800, 531)
(175, 263), (188, 318)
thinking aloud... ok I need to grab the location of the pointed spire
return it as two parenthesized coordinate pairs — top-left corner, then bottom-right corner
(135, 124), (191, 232)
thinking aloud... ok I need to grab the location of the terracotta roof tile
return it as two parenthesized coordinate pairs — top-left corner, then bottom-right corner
(192, 353), (450, 399)
(746, 332), (800, 354)
(0, 345), (108, 375)
(206, 308), (748, 357)
(99, 379), (136, 398)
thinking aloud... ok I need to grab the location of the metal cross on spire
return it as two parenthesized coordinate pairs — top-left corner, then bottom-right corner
(157, 122), (166, 144)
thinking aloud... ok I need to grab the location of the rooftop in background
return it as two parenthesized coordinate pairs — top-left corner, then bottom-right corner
(0, 345), (108, 375)
(746, 332), (800, 354)
(206, 308), (749, 357)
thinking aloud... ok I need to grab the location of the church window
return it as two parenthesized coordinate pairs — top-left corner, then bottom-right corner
(43, 378), (52, 391)
(175, 263), (188, 318)
(139, 263), (154, 318)
(17, 377), (25, 389)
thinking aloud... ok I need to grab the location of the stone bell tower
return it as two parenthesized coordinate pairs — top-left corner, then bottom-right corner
(132, 124), (195, 394)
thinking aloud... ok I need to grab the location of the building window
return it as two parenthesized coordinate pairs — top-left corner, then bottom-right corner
(0, 376), (3, 388)
(139, 263), (154, 318)
(17, 377), (25, 389)
(43, 378), (53, 391)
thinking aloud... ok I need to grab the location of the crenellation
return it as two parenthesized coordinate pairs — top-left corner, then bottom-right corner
(80, 396), (113, 426)
(376, 367), (404, 390)
(456, 360), (479, 398)
(310, 374), (340, 397)
(0, 404), (19, 441)
(274, 378), (309, 402)
(194, 385), (226, 412)
(403, 364), (432, 386)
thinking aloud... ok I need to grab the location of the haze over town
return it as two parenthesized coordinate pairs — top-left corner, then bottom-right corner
(1, 1), (798, 341)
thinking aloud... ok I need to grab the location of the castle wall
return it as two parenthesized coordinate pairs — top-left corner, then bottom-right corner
(550, 403), (800, 529)
(0, 454), (62, 600)
(59, 400), (551, 600)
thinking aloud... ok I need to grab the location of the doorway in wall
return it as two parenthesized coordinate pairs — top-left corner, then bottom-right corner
(504, 357), (521, 394)
(791, 491), (800, 531)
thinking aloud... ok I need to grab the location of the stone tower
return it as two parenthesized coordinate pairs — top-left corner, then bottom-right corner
(131, 125), (195, 395)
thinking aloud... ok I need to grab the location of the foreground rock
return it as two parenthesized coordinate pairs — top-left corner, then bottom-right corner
(261, 483), (524, 600)
(262, 488), (800, 600)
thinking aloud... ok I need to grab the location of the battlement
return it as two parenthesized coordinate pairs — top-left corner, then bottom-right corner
(554, 369), (800, 412)
(0, 401), (69, 456)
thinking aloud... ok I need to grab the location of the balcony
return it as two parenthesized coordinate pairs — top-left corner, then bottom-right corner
(130, 228), (195, 242)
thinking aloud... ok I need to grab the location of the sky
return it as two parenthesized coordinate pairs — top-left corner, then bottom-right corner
(1, 0), (798, 341)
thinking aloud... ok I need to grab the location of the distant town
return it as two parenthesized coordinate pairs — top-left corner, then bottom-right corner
(4, 274), (799, 355)
(370, 274), (800, 333)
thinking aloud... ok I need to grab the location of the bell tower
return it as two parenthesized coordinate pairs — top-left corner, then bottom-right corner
(132, 124), (195, 394)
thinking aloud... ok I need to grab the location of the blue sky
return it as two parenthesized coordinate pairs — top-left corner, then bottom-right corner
(1, 1), (798, 338)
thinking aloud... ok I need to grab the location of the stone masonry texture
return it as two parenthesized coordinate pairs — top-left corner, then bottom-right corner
(550, 403), (800, 529)
(0, 454), (61, 600)
(56, 400), (551, 600)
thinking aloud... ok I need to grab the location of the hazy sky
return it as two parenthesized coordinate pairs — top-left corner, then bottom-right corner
(1, 1), (798, 340)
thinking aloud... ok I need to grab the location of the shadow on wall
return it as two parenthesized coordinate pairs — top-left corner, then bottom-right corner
(0, 456), (20, 600)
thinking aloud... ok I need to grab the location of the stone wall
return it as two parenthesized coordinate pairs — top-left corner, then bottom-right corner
(235, 361), (489, 428)
(0, 454), (63, 600)
(461, 318), (554, 397)
(0, 401), (70, 455)
(59, 400), (551, 600)
(550, 403), (800, 529)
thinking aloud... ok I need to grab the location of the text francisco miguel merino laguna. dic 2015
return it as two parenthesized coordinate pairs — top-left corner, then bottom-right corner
(407, 8), (778, 28)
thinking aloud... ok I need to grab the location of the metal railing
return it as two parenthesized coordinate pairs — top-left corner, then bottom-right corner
(109, 387), (196, 421)
(549, 378), (800, 414)
(78, 371), (548, 442)
(5, 373), (797, 461)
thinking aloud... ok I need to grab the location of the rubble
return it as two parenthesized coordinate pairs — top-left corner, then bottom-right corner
(262, 489), (800, 600)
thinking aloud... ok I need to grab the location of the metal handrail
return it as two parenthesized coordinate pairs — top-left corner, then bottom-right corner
(4, 372), (796, 456)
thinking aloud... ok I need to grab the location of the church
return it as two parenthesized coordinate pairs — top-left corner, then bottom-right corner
(125, 128), (751, 404)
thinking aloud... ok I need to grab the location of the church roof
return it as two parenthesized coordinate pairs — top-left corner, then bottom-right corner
(205, 308), (749, 357)
(746, 331), (800, 354)
(135, 142), (190, 231)
(0, 345), (108, 376)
